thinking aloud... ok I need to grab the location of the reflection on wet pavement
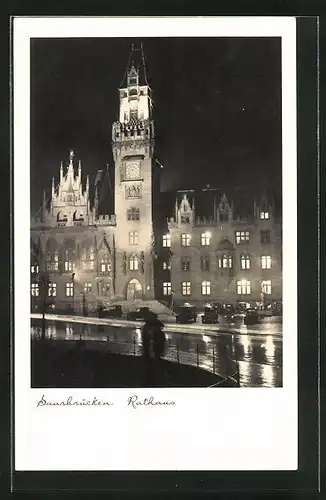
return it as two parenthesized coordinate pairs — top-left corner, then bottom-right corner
(31, 320), (282, 388)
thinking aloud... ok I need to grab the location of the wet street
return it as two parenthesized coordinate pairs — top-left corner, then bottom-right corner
(31, 317), (282, 388)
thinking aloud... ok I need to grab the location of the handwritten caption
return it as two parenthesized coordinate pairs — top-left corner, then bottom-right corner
(36, 394), (176, 409)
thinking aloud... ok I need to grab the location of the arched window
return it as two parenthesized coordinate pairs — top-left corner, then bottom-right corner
(81, 241), (95, 270)
(129, 254), (139, 271)
(218, 254), (233, 269)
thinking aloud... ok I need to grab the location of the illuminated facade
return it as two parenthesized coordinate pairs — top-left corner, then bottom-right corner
(157, 190), (282, 308)
(30, 49), (282, 313)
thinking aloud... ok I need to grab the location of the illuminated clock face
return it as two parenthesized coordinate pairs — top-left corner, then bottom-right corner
(125, 162), (140, 179)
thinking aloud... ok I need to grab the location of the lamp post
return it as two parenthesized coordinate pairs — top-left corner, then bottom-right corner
(40, 274), (50, 340)
(72, 272), (75, 314)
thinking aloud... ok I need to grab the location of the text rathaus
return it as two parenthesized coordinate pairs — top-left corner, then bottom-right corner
(31, 49), (282, 314)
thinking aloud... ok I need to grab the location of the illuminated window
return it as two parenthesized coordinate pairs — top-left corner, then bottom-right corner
(201, 281), (211, 295)
(201, 232), (211, 246)
(31, 283), (39, 296)
(163, 282), (172, 296)
(84, 282), (92, 294)
(162, 261), (171, 270)
(181, 233), (191, 247)
(129, 231), (139, 245)
(31, 264), (39, 274)
(162, 234), (171, 248)
(200, 256), (210, 272)
(129, 254), (139, 271)
(261, 255), (272, 269)
(260, 230), (271, 244)
(235, 231), (250, 244)
(81, 246), (95, 270)
(48, 283), (56, 297)
(240, 255), (251, 270)
(181, 281), (191, 296)
(237, 280), (251, 295)
(100, 258), (111, 273)
(262, 280), (272, 294)
(181, 256), (191, 272)
(65, 282), (74, 297)
(260, 211), (269, 220)
(218, 254), (233, 268)
(127, 207), (140, 221)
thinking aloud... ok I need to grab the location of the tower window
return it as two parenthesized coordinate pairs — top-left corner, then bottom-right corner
(235, 231), (250, 244)
(31, 264), (39, 274)
(237, 280), (251, 295)
(181, 233), (191, 247)
(181, 256), (191, 272)
(240, 255), (251, 270)
(260, 211), (269, 220)
(262, 280), (272, 295)
(127, 207), (140, 221)
(129, 254), (139, 271)
(201, 281), (211, 295)
(162, 234), (171, 248)
(181, 281), (191, 296)
(48, 283), (57, 297)
(201, 232), (211, 246)
(162, 260), (171, 270)
(129, 77), (137, 86)
(261, 255), (272, 269)
(129, 231), (139, 245)
(163, 282), (172, 296)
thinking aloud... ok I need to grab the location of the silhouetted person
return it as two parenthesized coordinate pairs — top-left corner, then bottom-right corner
(142, 311), (165, 360)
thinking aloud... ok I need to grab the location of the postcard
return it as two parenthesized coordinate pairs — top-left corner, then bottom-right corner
(14, 16), (297, 471)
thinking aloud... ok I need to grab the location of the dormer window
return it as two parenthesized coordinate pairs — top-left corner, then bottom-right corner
(181, 215), (190, 224)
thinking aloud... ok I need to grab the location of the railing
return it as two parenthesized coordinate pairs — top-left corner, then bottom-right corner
(31, 322), (240, 387)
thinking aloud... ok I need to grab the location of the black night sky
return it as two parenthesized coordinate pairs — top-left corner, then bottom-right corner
(30, 37), (282, 215)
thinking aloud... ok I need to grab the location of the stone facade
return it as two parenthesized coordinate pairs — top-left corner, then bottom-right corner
(30, 55), (282, 314)
(156, 191), (282, 309)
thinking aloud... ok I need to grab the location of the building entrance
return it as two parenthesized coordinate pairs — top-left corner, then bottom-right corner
(126, 279), (143, 301)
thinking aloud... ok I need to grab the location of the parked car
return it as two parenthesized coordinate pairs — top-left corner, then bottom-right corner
(176, 305), (197, 324)
(101, 305), (123, 318)
(244, 308), (260, 325)
(126, 307), (151, 321)
(201, 305), (219, 324)
(272, 301), (283, 316)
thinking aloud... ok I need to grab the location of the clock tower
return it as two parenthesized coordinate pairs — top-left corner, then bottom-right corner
(112, 47), (157, 301)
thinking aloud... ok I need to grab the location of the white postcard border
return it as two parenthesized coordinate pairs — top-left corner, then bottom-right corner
(14, 16), (297, 471)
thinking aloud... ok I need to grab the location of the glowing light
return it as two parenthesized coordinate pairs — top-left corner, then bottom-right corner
(202, 335), (211, 343)
(264, 336), (275, 358)
(241, 335), (250, 356)
(262, 364), (274, 386)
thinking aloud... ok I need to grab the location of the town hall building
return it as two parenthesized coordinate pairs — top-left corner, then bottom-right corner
(30, 49), (282, 314)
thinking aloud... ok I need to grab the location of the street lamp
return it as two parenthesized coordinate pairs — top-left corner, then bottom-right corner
(40, 274), (50, 340)
(72, 272), (75, 314)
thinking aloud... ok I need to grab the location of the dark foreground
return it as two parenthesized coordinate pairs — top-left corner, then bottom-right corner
(31, 339), (227, 388)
